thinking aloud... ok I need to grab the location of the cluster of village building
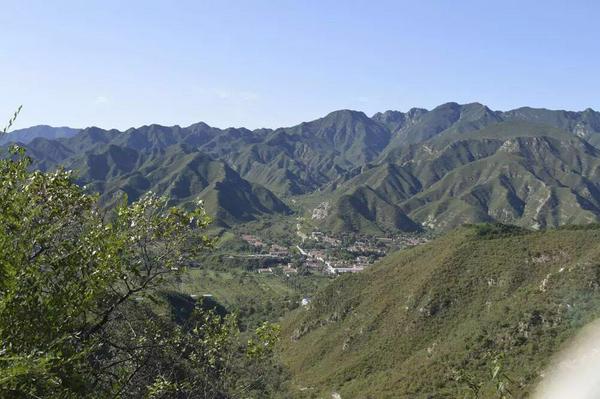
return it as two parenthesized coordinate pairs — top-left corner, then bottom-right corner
(239, 230), (429, 276)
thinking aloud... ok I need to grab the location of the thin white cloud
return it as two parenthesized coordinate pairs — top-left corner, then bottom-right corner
(94, 96), (110, 105)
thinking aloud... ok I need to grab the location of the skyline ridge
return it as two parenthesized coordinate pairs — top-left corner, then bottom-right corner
(7, 101), (600, 133)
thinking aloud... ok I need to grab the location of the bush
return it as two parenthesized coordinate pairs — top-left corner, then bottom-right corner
(466, 223), (529, 239)
(0, 144), (281, 398)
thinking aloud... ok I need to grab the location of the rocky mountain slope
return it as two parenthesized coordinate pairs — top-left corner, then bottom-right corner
(10, 103), (600, 232)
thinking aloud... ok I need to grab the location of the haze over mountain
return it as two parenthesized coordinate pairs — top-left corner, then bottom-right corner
(0, 125), (79, 145)
(10, 103), (600, 232)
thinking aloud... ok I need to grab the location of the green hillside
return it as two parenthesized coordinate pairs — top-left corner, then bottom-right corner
(23, 137), (292, 226)
(15, 103), (600, 234)
(327, 120), (600, 232)
(82, 145), (291, 226)
(325, 186), (421, 234)
(178, 268), (328, 330)
(280, 224), (600, 398)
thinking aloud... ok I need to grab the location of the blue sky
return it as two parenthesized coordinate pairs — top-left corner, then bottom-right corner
(1, 0), (599, 130)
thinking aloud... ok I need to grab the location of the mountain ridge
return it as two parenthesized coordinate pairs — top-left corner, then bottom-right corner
(9, 103), (600, 233)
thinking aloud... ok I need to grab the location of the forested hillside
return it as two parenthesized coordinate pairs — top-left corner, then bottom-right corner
(280, 224), (600, 398)
(11, 103), (600, 233)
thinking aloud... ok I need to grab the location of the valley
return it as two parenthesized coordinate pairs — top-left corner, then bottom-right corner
(5, 103), (600, 397)
(6, 3), (600, 397)
(10, 103), (600, 237)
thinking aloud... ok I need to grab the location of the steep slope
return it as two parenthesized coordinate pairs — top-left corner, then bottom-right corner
(23, 137), (76, 170)
(502, 107), (600, 147)
(372, 107), (428, 133)
(280, 224), (600, 398)
(16, 103), (600, 233)
(282, 109), (391, 165)
(403, 135), (600, 230)
(220, 109), (392, 195)
(379, 102), (503, 153)
(21, 112), (392, 196)
(325, 120), (600, 232)
(57, 144), (290, 226)
(325, 186), (420, 234)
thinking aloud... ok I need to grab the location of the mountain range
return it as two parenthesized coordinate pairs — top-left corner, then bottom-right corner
(8, 103), (600, 232)
(0, 125), (79, 145)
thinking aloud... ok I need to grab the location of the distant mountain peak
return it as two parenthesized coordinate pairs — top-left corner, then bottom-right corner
(12, 102), (600, 234)
(322, 109), (370, 121)
(0, 125), (80, 145)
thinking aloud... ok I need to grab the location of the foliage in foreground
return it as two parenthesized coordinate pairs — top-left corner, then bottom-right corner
(0, 144), (282, 398)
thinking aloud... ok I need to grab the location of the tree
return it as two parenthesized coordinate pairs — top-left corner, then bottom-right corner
(0, 112), (282, 398)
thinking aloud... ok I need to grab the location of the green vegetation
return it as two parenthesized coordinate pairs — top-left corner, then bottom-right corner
(178, 268), (328, 330)
(0, 139), (284, 397)
(326, 185), (421, 234)
(466, 223), (529, 239)
(280, 224), (600, 398)
(7, 102), (600, 397)
(10, 102), (600, 235)
(77, 144), (291, 226)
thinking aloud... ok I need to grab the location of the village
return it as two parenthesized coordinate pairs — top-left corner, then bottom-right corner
(237, 229), (429, 277)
